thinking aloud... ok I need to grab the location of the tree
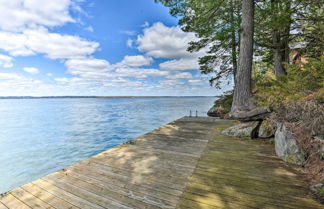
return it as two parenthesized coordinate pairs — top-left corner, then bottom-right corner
(254, 0), (292, 76)
(292, 0), (324, 58)
(157, 0), (241, 88)
(230, 0), (260, 119)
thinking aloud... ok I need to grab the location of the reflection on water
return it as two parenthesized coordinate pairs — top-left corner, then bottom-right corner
(0, 97), (214, 193)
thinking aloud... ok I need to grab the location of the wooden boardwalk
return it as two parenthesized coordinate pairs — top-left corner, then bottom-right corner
(0, 117), (322, 209)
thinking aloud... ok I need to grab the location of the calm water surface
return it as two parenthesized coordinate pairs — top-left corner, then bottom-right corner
(0, 97), (214, 193)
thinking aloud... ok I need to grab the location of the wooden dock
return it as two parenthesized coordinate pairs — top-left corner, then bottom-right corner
(0, 117), (322, 209)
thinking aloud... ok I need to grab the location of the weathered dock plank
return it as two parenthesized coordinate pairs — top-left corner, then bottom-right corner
(176, 118), (322, 209)
(0, 117), (322, 208)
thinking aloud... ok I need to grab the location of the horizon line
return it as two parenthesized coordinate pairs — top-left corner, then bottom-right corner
(0, 96), (216, 99)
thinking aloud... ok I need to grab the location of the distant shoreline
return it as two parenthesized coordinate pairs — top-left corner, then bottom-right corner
(0, 96), (216, 99)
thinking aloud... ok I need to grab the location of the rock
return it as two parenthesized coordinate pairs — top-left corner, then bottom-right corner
(230, 107), (271, 121)
(222, 121), (260, 138)
(310, 183), (324, 203)
(230, 100), (271, 121)
(258, 120), (276, 138)
(207, 105), (225, 118)
(320, 144), (324, 160)
(274, 123), (307, 166)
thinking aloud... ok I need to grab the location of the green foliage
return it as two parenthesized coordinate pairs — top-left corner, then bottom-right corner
(256, 56), (324, 107)
(293, 1), (324, 58)
(213, 90), (233, 114)
(256, 57), (324, 135)
(156, 0), (241, 88)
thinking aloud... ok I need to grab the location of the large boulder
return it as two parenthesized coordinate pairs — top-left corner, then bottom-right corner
(258, 120), (276, 138)
(275, 123), (307, 166)
(222, 121), (260, 138)
(207, 105), (225, 118)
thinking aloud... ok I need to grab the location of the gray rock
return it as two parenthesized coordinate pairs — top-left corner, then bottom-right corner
(258, 120), (276, 138)
(207, 105), (225, 118)
(275, 123), (307, 166)
(309, 183), (324, 203)
(320, 144), (324, 160)
(222, 121), (260, 138)
(207, 106), (220, 117)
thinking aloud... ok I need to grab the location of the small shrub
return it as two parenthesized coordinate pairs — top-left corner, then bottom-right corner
(256, 56), (324, 135)
(256, 56), (324, 108)
(213, 90), (233, 114)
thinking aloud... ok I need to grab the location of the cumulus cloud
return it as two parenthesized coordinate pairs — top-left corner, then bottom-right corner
(65, 58), (112, 77)
(22, 67), (39, 74)
(0, 72), (22, 80)
(117, 55), (153, 67)
(0, 28), (99, 58)
(0, 54), (13, 68)
(115, 68), (168, 79)
(167, 72), (193, 80)
(137, 22), (198, 59)
(159, 58), (199, 71)
(136, 22), (206, 72)
(157, 79), (184, 88)
(0, 0), (74, 32)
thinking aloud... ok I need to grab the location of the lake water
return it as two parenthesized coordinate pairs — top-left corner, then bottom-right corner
(0, 97), (215, 193)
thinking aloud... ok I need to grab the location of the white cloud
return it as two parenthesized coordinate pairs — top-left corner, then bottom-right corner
(55, 77), (69, 82)
(0, 0), (75, 32)
(167, 72), (193, 80)
(85, 26), (94, 32)
(0, 54), (13, 68)
(137, 22), (199, 59)
(159, 58), (199, 71)
(141, 21), (150, 28)
(65, 58), (112, 77)
(117, 55), (153, 67)
(127, 39), (134, 48)
(47, 73), (53, 76)
(157, 79), (183, 87)
(188, 79), (206, 85)
(0, 28), (99, 58)
(103, 79), (143, 87)
(115, 68), (168, 79)
(0, 31), (34, 56)
(22, 67), (39, 74)
(0, 72), (22, 80)
(136, 22), (207, 72)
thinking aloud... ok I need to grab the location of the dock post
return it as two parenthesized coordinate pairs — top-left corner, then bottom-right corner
(196, 110), (198, 117)
(189, 110), (192, 117)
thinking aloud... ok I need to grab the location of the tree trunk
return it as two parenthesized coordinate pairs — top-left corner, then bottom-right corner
(230, 0), (238, 85)
(231, 0), (254, 113)
(230, 0), (269, 120)
(272, 30), (286, 75)
(272, 0), (290, 76)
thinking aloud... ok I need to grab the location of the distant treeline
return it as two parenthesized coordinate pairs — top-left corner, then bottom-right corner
(0, 96), (215, 99)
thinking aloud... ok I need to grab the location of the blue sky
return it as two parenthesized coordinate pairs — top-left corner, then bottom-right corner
(0, 0), (232, 96)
